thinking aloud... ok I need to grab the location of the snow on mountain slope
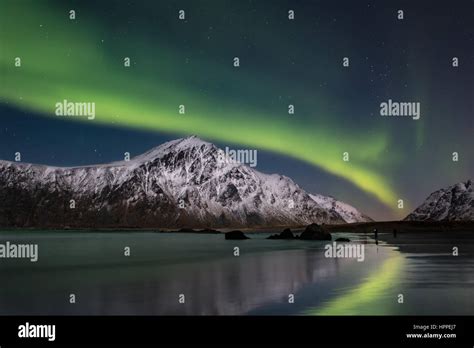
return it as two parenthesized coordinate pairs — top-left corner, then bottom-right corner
(405, 180), (474, 221)
(309, 194), (372, 223)
(0, 136), (371, 228)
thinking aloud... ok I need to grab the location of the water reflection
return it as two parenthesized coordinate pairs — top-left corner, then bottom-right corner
(0, 231), (473, 315)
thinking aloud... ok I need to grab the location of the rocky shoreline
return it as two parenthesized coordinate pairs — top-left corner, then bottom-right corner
(2, 220), (473, 234)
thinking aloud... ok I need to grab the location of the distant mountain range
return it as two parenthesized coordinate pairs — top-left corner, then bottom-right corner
(0, 136), (372, 228)
(309, 194), (373, 223)
(405, 180), (473, 221)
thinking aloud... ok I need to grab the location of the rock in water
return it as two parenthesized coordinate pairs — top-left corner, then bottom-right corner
(198, 228), (221, 234)
(225, 230), (250, 240)
(335, 237), (350, 242)
(267, 228), (295, 239)
(299, 223), (332, 240)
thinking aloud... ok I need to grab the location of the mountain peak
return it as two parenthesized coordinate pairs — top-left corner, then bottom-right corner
(0, 136), (373, 228)
(405, 179), (473, 221)
(131, 135), (215, 163)
(172, 135), (213, 148)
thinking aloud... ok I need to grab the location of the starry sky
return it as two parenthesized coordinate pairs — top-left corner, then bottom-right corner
(0, 0), (473, 220)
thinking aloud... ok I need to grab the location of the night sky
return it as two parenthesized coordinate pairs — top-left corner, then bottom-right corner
(0, 0), (473, 220)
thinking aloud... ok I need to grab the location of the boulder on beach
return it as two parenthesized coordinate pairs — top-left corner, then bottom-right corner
(225, 230), (250, 240)
(198, 228), (221, 234)
(299, 223), (332, 240)
(178, 228), (196, 233)
(267, 228), (295, 240)
(335, 237), (350, 242)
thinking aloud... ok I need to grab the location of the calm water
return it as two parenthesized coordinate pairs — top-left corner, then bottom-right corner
(0, 230), (473, 315)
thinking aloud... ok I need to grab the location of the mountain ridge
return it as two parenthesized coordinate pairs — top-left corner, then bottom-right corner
(405, 180), (473, 221)
(0, 136), (372, 228)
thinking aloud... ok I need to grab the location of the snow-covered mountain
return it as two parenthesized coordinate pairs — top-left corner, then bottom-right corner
(405, 180), (474, 221)
(309, 194), (373, 223)
(0, 136), (371, 228)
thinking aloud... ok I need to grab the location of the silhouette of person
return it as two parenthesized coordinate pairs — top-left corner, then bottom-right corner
(393, 229), (397, 238)
(374, 228), (378, 245)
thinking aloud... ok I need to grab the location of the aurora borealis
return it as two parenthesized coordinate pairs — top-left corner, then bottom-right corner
(0, 0), (473, 220)
(307, 254), (404, 315)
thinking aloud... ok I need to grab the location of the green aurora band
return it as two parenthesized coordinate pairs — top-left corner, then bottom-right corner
(306, 254), (404, 315)
(0, 1), (405, 213)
